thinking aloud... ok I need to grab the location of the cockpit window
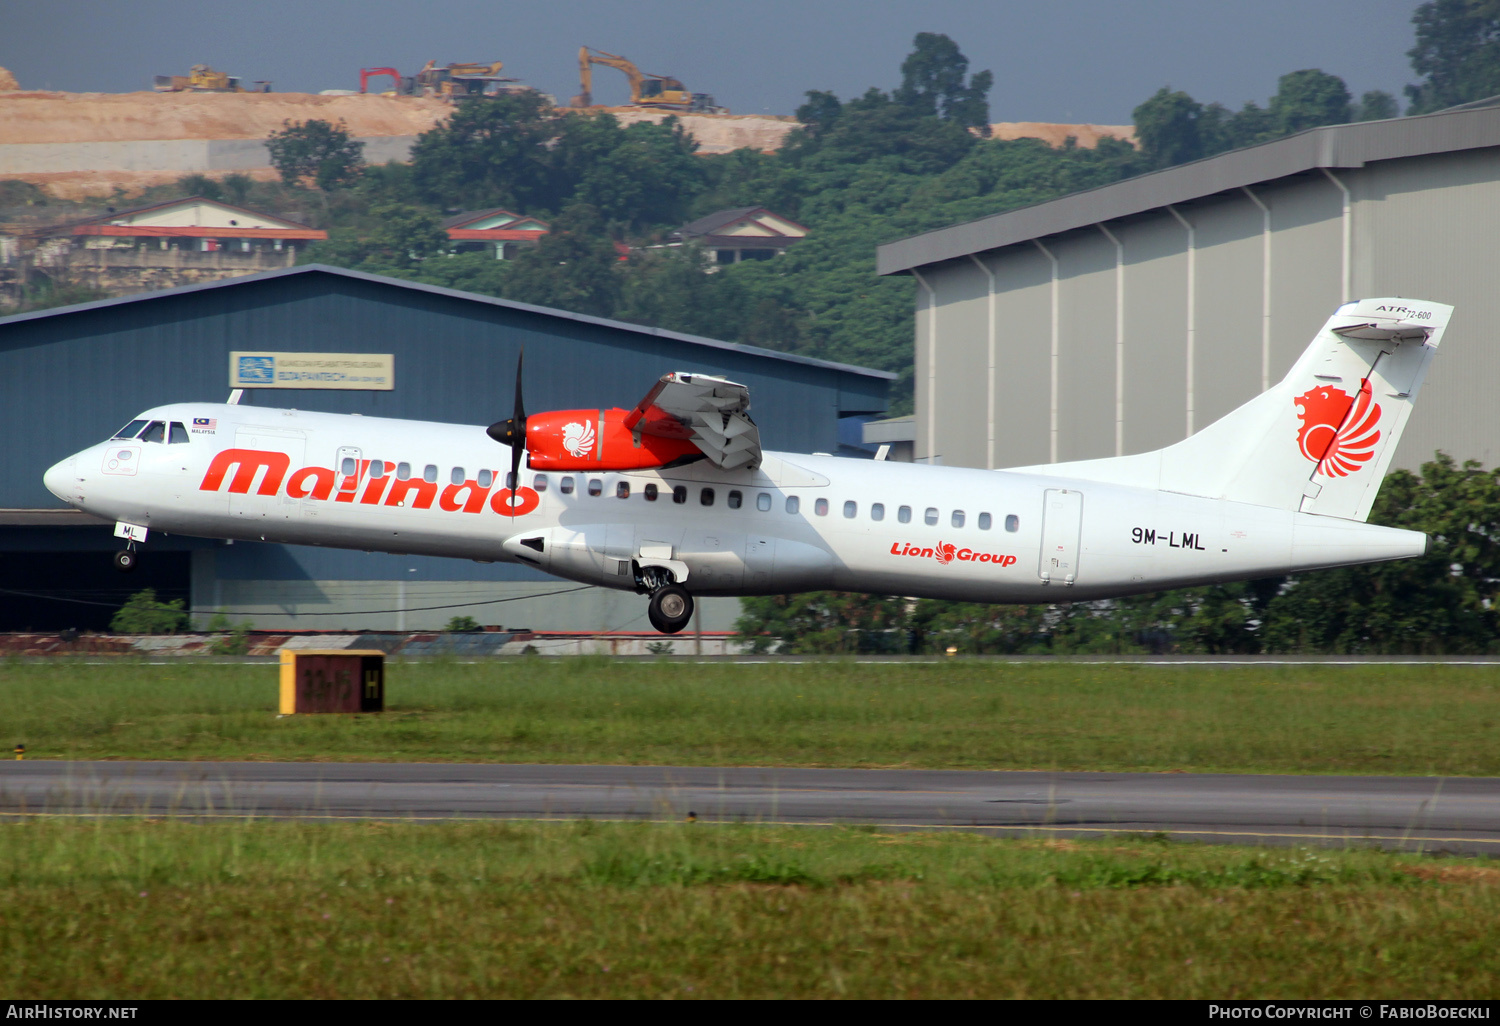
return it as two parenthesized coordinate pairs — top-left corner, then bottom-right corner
(139, 421), (165, 444)
(112, 419), (148, 440)
(168, 422), (189, 444)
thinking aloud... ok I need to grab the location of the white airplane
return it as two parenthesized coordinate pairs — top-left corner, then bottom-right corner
(43, 297), (1447, 635)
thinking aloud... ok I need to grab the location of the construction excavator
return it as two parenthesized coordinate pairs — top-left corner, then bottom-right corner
(358, 61), (524, 100)
(153, 64), (271, 93)
(571, 46), (725, 113)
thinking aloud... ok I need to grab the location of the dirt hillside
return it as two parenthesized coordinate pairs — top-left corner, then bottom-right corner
(0, 90), (453, 143)
(0, 90), (1135, 200)
(990, 122), (1135, 148)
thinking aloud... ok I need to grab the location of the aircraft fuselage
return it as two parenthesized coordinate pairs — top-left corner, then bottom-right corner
(43, 402), (1426, 605)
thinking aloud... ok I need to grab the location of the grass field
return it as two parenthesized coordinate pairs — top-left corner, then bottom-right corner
(1, 658), (1498, 775)
(1, 817), (1495, 999)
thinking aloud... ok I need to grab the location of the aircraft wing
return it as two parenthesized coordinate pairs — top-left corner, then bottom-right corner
(623, 372), (762, 471)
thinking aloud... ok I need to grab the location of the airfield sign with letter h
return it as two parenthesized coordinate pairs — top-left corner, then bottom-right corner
(279, 650), (385, 714)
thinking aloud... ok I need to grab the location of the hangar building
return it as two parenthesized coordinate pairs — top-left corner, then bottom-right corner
(876, 101), (1500, 473)
(0, 265), (890, 632)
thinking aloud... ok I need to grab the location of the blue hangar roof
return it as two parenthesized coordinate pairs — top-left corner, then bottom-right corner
(0, 264), (892, 510)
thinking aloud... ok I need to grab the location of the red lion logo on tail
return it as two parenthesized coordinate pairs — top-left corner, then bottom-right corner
(1294, 379), (1382, 478)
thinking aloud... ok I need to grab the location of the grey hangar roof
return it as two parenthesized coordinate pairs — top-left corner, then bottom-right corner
(877, 102), (1500, 275)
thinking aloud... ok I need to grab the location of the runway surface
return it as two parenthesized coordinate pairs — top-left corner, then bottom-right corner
(2, 761), (1497, 853)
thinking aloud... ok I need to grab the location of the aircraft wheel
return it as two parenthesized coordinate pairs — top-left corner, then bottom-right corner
(113, 550), (138, 573)
(647, 585), (694, 635)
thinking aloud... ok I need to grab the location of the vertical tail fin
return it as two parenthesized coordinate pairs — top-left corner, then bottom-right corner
(1020, 298), (1452, 522)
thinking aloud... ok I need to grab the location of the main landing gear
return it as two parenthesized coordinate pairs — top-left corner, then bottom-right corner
(113, 549), (138, 573)
(647, 584), (694, 635)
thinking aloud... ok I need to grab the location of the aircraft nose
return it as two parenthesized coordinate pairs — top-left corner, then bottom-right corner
(44, 456), (77, 504)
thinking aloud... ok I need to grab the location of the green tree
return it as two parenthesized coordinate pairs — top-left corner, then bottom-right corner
(110, 589), (189, 635)
(895, 32), (993, 134)
(1357, 90), (1400, 121)
(220, 173), (254, 206)
(1406, 0), (1500, 114)
(501, 204), (621, 317)
(794, 90), (843, 139)
(1132, 87), (1207, 168)
(266, 119), (365, 190)
(445, 615), (481, 632)
(409, 92), (557, 210)
(1268, 69), (1353, 133)
(559, 115), (706, 229)
(175, 173), (223, 201)
(735, 592), (911, 654)
(1261, 455), (1500, 653)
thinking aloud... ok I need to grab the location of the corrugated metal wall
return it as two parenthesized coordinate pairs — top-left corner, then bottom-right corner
(916, 149), (1500, 472)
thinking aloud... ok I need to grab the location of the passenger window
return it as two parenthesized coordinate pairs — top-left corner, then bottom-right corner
(673, 486), (688, 504)
(728, 490), (743, 509)
(645, 483), (658, 501)
(533, 474), (548, 492)
(786, 495), (800, 514)
(423, 465), (438, 484)
(978, 512), (992, 530)
(588, 479), (603, 497)
(370, 460), (386, 479)
(139, 421), (165, 444)
(924, 507), (939, 526)
(504, 472), (517, 490)
(168, 422), (189, 444)
(898, 505), (912, 524)
(396, 462), (411, 481)
(341, 457), (357, 476)
(113, 419), (148, 440)
(700, 488), (715, 506)
(843, 501), (857, 519)
(478, 469), (492, 488)
(815, 498), (829, 516)
(1005, 514), (1020, 532)
(616, 481), (630, 499)
(560, 476), (575, 495)
(451, 467), (466, 485)
(952, 510), (965, 528)
(756, 492), (771, 511)
(871, 503), (885, 521)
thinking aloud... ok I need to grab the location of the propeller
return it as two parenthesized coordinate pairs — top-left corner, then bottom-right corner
(486, 348), (527, 512)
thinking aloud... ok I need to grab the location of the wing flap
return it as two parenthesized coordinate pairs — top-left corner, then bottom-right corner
(623, 372), (762, 471)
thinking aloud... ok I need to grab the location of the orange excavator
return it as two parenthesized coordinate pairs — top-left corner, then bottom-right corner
(570, 46), (725, 113)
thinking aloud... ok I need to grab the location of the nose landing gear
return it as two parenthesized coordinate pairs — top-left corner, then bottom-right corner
(647, 584), (694, 635)
(112, 522), (148, 573)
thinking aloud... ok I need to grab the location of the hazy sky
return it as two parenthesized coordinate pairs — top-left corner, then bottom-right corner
(5, 0), (1424, 124)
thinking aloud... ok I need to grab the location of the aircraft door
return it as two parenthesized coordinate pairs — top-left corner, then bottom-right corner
(745, 535), (774, 591)
(1038, 488), (1083, 585)
(230, 429), (306, 521)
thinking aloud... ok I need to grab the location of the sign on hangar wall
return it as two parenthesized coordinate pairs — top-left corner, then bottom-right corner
(230, 352), (394, 390)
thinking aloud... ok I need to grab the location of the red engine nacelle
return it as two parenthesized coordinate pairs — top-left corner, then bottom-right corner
(524, 408), (700, 471)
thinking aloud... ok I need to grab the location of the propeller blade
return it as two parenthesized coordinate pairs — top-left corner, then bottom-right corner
(484, 349), (527, 518)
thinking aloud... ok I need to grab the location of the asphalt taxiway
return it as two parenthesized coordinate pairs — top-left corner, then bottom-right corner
(3, 761), (1497, 854)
